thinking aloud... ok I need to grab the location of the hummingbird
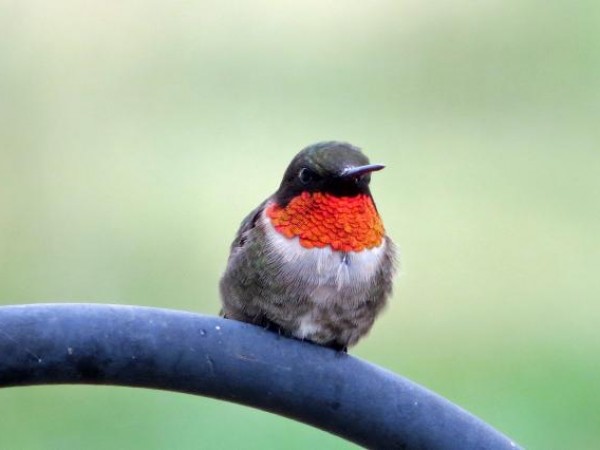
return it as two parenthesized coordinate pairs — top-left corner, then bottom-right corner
(219, 141), (396, 350)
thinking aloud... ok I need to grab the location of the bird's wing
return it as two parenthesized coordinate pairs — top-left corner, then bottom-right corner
(229, 198), (270, 253)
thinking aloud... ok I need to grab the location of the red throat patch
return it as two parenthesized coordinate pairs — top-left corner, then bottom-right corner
(266, 192), (384, 252)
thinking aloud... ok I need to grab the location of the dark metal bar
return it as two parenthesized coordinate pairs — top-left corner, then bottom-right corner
(0, 303), (520, 450)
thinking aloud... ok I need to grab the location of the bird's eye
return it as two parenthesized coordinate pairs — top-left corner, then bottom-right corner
(299, 168), (315, 184)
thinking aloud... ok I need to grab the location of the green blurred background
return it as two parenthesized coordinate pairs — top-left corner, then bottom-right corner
(1, 1), (598, 449)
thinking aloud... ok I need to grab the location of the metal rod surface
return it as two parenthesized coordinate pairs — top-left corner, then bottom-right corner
(0, 303), (520, 450)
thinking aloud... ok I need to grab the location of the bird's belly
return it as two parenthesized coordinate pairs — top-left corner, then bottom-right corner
(264, 215), (387, 344)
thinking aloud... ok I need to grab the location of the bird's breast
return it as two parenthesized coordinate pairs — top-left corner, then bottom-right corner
(261, 207), (386, 294)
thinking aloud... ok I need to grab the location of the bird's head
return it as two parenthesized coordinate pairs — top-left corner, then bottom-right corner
(267, 142), (386, 252)
(274, 141), (384, 207)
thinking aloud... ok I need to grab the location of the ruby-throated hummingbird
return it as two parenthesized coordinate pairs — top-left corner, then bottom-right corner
(219, 141), (396, 350)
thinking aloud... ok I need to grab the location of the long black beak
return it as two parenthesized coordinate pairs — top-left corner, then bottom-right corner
(340, 164), (385, 178)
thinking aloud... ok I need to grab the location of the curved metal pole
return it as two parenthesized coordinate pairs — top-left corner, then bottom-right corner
(0, 304), (520, 450)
